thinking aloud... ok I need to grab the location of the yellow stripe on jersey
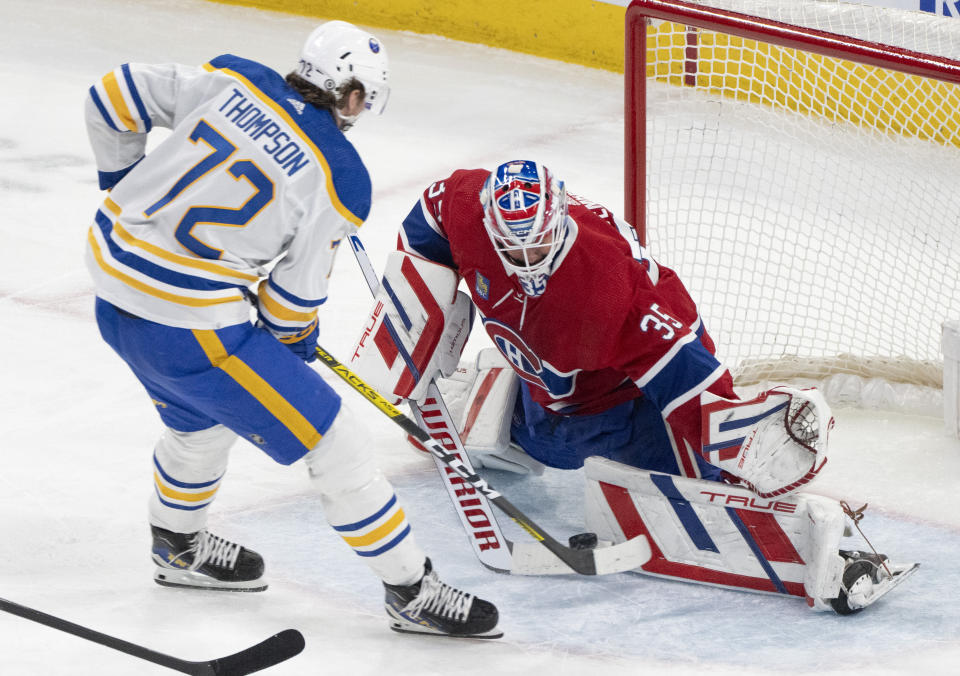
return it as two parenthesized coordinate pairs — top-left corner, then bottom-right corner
(191, 330), (323, 450)
(100, 199), (258, 283)
(87, 227), (245, 307)
(102, 69), (138, 132)
(111, 220), (259, 283)
(257, 283), (317, 323)
(153, 472), (220, 503)
(202, 62), (364, 228)
(339, 509), (408, 547)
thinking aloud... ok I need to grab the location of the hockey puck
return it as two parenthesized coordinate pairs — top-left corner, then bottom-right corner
(568, 532), (598, 550)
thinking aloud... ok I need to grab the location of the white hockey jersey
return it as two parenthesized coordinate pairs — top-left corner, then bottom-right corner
(84, 55), (371, 332)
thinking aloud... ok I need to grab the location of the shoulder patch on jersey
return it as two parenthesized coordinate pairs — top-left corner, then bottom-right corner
(475, 271), (490, 301)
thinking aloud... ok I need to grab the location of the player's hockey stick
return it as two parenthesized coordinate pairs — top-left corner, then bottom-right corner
(0, 596), (304, 675)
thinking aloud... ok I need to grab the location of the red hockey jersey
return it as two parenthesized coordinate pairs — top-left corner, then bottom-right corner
(397, 168), (735, 468)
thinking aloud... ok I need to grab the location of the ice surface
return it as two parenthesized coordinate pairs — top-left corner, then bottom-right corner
(1, 1), (958, 674)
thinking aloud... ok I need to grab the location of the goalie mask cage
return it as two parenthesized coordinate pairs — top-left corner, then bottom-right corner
(625, 0), (960, 407)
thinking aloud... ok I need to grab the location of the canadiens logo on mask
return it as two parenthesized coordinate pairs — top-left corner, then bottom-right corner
(481, 160), (569, 298)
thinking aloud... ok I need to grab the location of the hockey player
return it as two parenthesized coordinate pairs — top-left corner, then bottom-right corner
(350, 159), (917, 614)
(83, 21), (500, 638)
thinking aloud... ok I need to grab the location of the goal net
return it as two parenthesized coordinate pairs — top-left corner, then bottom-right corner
(625, 0), (960, 413)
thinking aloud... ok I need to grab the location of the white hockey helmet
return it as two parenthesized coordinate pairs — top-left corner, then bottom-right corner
(297, 20), (390, 116)
(480, 160), (570, 298)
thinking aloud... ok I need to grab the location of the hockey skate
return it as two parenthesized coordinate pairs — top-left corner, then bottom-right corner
(384, 559), (502, 638)
(829, 549), (919, 615)
(151, 526), (267, 592)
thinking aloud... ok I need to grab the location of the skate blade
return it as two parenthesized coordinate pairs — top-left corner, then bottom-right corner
(851, 561), (920, 611)
(877, 561), (919, 590)
(388, 619), (503, 640)
(153, 567), (268, 593)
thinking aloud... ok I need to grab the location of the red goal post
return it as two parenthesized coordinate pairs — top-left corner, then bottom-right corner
(623, 0), (960, 407)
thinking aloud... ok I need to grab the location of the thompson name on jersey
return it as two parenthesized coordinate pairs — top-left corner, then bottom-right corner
(85, 55), (370, 333)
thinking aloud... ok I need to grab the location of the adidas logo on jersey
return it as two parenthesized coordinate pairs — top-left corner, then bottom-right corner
(286, 98), (305, 115)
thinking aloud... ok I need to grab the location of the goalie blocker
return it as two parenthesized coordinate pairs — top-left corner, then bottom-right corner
(350, 251), (473, 404)
(350, 250), (544, 475)
(584, 457), (918, 614)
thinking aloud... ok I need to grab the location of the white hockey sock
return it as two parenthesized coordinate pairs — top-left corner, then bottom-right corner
(149, 425), (236, 534)
(305, 404), (427, 586)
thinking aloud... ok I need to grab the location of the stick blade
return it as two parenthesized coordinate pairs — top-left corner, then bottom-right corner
(509, 541), (579, 575)
(507, 536), (651, 576)
(592, 536), (651, 575)
(208, 629), (305, 676)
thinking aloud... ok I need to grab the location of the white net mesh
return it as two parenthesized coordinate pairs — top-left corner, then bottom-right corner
(636, 0), (960, 411)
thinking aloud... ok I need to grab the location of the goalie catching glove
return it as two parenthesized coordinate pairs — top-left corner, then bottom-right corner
(700, 386), (833, 498)
(349, 251), (473, 404)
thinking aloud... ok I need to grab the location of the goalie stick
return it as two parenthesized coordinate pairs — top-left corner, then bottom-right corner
(346, 235), (557, 572)
(332, 235), (650, 575)
(347, 238), (514, 572)
(0, 596), (304, 675)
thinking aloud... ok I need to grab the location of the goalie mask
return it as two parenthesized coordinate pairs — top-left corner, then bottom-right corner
(297, 20), (390, 121)
(480, 160), (570, 297)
